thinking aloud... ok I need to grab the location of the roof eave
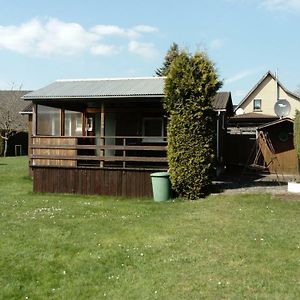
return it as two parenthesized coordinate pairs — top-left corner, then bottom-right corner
(23, 94), (165, 100)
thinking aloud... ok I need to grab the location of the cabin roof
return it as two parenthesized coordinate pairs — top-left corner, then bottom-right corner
(22, 77), (232, 112)
(23, 77), (165, 99)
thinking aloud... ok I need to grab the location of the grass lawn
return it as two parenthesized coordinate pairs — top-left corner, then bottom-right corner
(0, 157), (299, 299)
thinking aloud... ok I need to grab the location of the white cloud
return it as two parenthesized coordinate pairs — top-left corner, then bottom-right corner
(133, 25), (158, 33)
(0, 18), (45, 54)
(36, 18), (97, 55)
(90, 44), (120, 56)
(261, 0), (300, 11)
(128, 40), (158, 59)
(0, 17), (159, 58)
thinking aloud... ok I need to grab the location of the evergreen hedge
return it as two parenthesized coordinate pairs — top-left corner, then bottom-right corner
(164, 50), (222, 199)
(294, 110), (300, 158)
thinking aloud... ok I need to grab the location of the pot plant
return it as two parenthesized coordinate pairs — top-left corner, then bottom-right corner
(288, 110), (300, 193)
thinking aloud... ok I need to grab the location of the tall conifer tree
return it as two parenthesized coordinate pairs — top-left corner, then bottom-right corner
(164, 49), (222, 199)
(155, 43), (179, 76)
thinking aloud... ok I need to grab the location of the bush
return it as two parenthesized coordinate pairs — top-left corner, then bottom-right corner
(164, 50), (222, 199)
(294, 110), (300, 158)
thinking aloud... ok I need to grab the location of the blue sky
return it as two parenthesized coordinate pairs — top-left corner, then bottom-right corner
(0, 0), (300, 103)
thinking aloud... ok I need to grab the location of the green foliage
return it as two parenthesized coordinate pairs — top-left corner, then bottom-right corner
(294, 110), (300, 158)
(164, 50), (222, 199)
(155, 42), (179, 76)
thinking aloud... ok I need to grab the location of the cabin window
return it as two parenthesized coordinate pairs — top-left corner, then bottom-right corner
(253, 99), (262, 111)
(142, 117), (165, 143)
(64, 110), (82, 136)
(36, 105), (60, 136)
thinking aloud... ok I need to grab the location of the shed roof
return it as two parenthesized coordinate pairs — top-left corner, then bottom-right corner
(257, 117), (294, 130)
(230, 112), (279, 120)
(22, 77), (232, 111)
(212, 92), (232, 111)
(23, 77), (165, 100)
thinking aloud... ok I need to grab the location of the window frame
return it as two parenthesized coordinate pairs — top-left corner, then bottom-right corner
(36, 104), (61, 136)
(64, 109), (83, 136)
(253, 99), (262, 111)
(142, 117), (165, 143)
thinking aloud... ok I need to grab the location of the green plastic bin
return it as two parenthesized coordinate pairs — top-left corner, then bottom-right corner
(150, 172), (171, 202)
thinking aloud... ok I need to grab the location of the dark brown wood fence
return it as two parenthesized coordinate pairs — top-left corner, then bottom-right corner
(33, 167), (155, 198)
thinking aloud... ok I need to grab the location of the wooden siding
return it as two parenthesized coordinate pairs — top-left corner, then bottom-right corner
(33, 167), (154, 197)
(32, 136), (77, 167)
(258, 124), (299, 175)
(260, 146), (299, 175)
(30, 135), (167, 169)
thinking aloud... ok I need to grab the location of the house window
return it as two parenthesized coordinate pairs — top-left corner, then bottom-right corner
(64, 110), (82, 136)
(253, 99), (262, 111)
(36, 105), (60, 136)
(142, 118), (165, 143)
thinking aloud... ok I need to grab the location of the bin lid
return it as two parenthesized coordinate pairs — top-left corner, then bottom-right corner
(150, 172), (170, 177)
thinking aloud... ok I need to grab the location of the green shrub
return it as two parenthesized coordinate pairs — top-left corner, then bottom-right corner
(164, 50), (222, 199)
(294, 110), (300, 158)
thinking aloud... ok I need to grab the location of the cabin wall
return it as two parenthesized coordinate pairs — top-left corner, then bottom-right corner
(32, 167), (154, 198)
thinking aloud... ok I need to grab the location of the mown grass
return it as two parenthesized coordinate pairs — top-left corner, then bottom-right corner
(0, 157), (299, 299)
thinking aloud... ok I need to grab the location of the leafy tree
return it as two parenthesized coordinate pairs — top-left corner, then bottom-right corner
(164, 50), (222, 199)
(0, 86), (25, 157)
(155, 42), (180, 76)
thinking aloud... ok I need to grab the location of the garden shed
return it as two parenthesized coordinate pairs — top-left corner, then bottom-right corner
(23, 77), (233, 197)
(256, 118), (298, 175)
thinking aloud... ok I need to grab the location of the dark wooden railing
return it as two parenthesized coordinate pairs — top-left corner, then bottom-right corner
(30, 136), (167, 170)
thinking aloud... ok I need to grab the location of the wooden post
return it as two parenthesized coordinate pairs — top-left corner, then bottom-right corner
(32, 103), (37, 136)
(100, 103), (105, 168)
(123, 138), (126, 169)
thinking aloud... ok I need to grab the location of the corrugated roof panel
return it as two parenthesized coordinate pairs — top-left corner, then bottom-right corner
(23, 77), (165, 99)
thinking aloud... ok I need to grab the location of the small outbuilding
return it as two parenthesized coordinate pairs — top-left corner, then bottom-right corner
(22, 77), (233, 197)
(256, 118), (298, 175)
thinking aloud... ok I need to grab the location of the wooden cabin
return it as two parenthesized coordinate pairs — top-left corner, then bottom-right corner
(23, 77), (233, 197)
